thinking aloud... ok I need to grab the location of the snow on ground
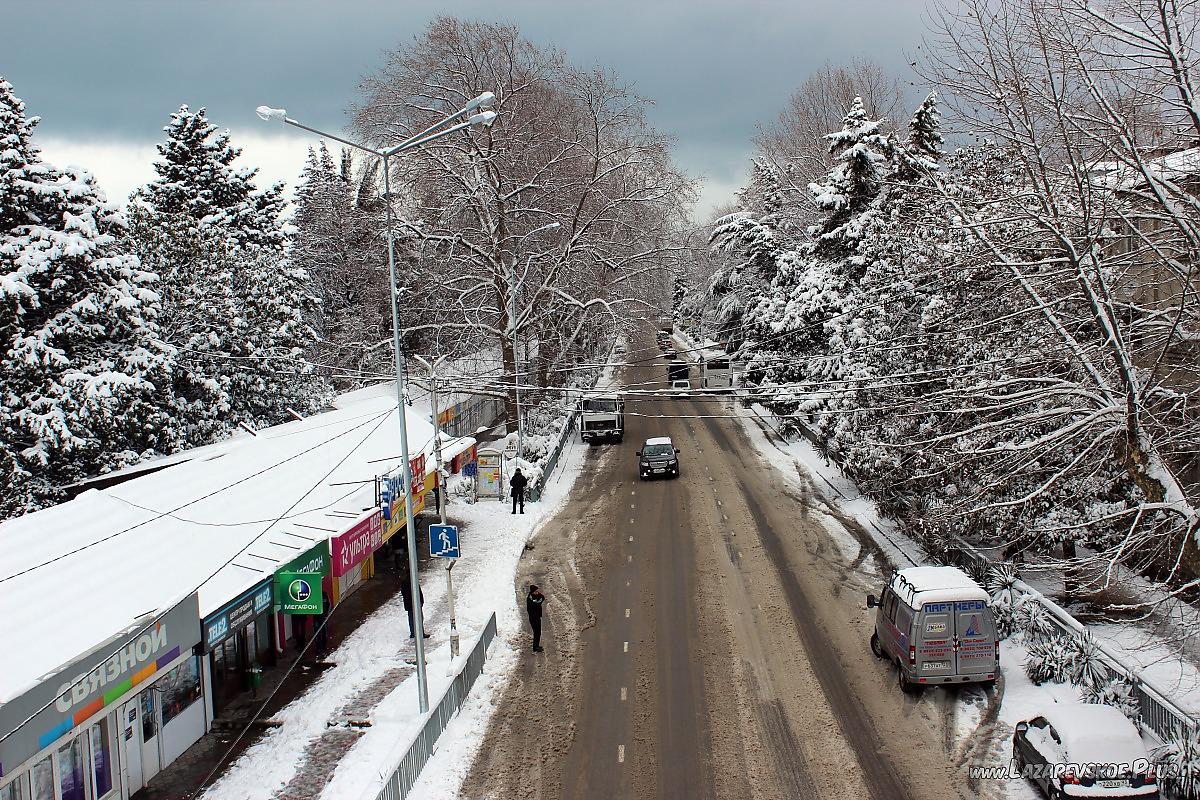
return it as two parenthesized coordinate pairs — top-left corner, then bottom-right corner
(202, 431), (591, 800)
(327, 428), (593, 800)
(727, 391), (1175, 798)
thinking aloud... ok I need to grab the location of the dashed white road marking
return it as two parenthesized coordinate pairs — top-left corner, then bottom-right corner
(630, 518), (635, 524)
(629, 535), (634, 542)
(626, 580), (630, 587)
(627, 555), (632, 562)
(625, 608), (630, 618)
(624, 641), (629, 652)
(716, 499), (722, 507)
(621, 687), (628, 701)
(618, 745), (625, 763)
(630, 503), (636, 509)
(722, 514), (729, 522)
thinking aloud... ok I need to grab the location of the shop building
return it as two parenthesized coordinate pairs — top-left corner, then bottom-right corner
(0, 595), (203, 800)
(200, 580), (275, 717)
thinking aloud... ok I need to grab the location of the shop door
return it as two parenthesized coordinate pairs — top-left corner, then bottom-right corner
(138, 690), (162, 783)
(119, 701), (143, 793)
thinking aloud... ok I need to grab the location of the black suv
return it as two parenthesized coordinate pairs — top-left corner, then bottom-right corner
(637, 437), (680, 479)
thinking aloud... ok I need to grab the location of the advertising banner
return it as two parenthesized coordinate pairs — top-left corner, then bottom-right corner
(276, 572), (323, 614)
(332, 511), (382, 579)
(477, 450), (503, 499)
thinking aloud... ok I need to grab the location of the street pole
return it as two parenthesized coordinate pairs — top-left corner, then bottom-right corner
(255, 93), (496, 718)
(382, 155), (429, 712)
(422, 356), (459, 661)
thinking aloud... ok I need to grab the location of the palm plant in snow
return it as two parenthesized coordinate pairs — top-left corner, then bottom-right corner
(1081, 675), (1140, 724)
(1024, 635), (1073, 685)
(1154, 728), (1200, 799)
(1068, 632), (1110, 692)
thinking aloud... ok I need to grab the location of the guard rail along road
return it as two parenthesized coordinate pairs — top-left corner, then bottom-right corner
(367, 612), (498, 800)
(947, 537), (1198, 747)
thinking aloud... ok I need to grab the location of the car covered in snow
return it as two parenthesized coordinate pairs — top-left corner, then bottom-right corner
(1012, 704), (1158, 798)
(671, 378), (690, 391)
(637, 436), (680, 479)
(866, 566), (998, 693)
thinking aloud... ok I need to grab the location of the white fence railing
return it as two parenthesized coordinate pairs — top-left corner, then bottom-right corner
(947, 540), (1197, 746)
(368, 612), (498, 800)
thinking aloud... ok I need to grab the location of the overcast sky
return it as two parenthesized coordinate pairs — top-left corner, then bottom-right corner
(1, 0), (935, 219)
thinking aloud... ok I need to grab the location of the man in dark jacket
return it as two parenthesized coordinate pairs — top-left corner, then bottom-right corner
(398, 563), (429, 639)
(510, 468), (528, 515)
(526, 583), (545, 652)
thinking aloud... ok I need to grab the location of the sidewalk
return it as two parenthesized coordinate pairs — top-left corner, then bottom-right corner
(134, 524), (430, 800)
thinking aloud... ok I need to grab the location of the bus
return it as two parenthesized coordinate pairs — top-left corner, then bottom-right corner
(701, 356), (734, 390)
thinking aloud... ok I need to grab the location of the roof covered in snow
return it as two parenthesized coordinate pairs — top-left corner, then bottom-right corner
(891, 566), (988, 606)
(644, 436), (674, 446)
(1038, 703), (1148, 765)
(1090, 146), (1200, 191)
(0, 384), (452, 703)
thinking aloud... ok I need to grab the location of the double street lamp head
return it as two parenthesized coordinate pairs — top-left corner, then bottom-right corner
(466, 91), (496, 112)
(255, 105), (287, 123)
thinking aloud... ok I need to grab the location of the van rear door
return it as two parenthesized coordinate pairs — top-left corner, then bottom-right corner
(916, 603), (955, 679)
(953, 600), (995, 675)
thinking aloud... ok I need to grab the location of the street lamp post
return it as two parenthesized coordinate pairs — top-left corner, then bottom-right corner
(257, 94), (495, 713)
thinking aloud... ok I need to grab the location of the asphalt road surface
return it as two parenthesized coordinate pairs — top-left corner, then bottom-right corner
(461, 337), (1000, 800)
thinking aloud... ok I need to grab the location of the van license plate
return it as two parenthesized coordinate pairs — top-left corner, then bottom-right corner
(923, 661), (950, 671)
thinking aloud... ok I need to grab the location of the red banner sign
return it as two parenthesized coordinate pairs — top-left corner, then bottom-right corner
(331, 511), (382, 578)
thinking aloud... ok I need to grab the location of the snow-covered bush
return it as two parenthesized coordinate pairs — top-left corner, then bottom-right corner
(991, 593), (1019, 641)
(1017, 600), (1058, 642)
(1154, 728), (1200, 799)
(1081, 675), (1140, 724)
(1025, 635), (1074, 685)
(1067, 631), (1110, 692)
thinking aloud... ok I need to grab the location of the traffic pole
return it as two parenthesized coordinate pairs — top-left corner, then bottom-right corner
(428, 365), (460, 661)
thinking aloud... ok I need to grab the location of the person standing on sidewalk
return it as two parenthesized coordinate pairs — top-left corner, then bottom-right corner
(526, 583), (545, 652)
(399, 563), (429, 639)
(510, 468), (528, 514)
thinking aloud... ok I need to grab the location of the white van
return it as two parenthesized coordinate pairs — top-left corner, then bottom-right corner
(866, 566), (998, 693)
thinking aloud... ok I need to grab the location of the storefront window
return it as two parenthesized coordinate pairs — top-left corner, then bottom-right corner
(30, 757), (52, 800)
(0, 776), (28, 800)
(160, 656), (202, 726)
(56, 739), (85, 800)
(89, 721), (112, 797)
(140, 691), (158, 743)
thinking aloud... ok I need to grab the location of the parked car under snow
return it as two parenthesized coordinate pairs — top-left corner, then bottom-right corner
(1012, 704), (1158, 799)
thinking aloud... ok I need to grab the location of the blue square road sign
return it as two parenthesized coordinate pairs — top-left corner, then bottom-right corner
(430, 524), (460, 559)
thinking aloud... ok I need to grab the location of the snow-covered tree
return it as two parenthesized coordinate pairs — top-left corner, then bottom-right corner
(291, 143), (392, 389)
(353, 18), (692, 428)
(127, 105), (326, 441)
(0, 78), (177, 515)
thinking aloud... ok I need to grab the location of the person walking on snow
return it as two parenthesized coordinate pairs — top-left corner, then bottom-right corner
(398, 562), (429, 639)
(510, 467), (528, 514)
(526, 583), (545, 652)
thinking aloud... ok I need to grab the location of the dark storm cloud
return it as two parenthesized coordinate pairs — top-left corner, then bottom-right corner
(1, 0), (934, 205)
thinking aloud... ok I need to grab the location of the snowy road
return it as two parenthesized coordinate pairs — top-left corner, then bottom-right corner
(458, 337), (990, 800)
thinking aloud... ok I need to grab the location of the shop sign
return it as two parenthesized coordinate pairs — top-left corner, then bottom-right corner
(276, 571), (323, 614)
(379, 454), (426, 521)
(203, 579), (272, 652)
(0, 594), (200, 777)
(276, 540), (329, 580)
(331, 511), (382, 579)
(381, 472), (431, 542)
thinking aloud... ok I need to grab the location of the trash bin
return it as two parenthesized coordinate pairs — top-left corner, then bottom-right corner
(249, 664), (264, 696)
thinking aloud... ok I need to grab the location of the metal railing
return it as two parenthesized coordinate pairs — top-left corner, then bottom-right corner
(944, 540), (1198, 745)
(370, 612), (498, 800)
(527, 406), (580, 503)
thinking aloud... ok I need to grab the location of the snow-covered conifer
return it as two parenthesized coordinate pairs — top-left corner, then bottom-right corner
(0, 78), (177, 515)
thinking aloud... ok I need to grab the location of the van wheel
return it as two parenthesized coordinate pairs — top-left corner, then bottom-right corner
(897, 663), (921, 695)
(870, 632), (885, 659)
